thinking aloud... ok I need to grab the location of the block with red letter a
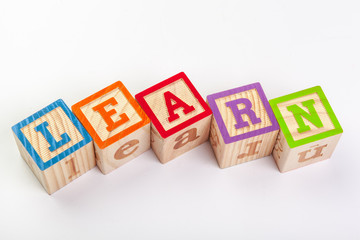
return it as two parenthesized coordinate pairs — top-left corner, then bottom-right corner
(207, 83), (279, 168)
(269, 86), (343, 172)
(72, 81), (150, 174)
(135, 72), (212, 164)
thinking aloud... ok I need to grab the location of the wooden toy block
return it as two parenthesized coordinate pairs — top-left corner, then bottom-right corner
(269, 86), (343, 173)
(72, 81), (150, 175)
(207, 82), (279, 168)
(135, 72), (212, 164)
(11, 99), (96, 194)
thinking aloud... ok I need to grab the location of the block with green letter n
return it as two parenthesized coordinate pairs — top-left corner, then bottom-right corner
(12, 99), (96, 194)
(269, 86), (343, 173)
(135, 72), (212, 164)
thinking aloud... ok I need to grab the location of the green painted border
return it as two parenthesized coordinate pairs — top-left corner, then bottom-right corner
(269, 86), (343, 148)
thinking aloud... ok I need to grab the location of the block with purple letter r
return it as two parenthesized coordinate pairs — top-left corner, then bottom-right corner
(207, 82), (279, 168)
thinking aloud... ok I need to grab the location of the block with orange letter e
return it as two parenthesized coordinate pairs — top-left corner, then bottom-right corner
(269, 86), (343, 173)
(207, 83), (279, 168)
(11, 99), (96, 194)
(72, 81), (150, 174)
(135, 72), (212, 164)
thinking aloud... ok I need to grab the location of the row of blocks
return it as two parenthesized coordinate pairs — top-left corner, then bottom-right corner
(12, 72), (343, 194)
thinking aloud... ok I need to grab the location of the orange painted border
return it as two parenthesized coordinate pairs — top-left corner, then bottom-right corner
(72, 81), (150, 149)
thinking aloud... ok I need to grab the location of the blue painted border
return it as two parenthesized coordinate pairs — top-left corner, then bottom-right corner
(12, 99), (92, 171)
(207, 82), (279, 144)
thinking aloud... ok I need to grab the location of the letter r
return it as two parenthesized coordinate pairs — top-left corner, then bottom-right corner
(225, 98), (261, 129)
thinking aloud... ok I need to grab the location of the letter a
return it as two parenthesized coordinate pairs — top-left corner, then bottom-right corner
(173, 128), (199, 149)
(164, 91), (195, 122)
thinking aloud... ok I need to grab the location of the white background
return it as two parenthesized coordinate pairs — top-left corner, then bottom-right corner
(1, 0), (359, 239)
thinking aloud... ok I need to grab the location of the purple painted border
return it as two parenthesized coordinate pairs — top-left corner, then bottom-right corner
(207, 82), (279, 144)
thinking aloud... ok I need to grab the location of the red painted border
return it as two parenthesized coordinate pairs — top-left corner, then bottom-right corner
(135, 72), (212, 139)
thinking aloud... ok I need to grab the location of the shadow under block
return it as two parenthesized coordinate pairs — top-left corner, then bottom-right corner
(12, 99), (96, 194)
(207, 82), (279, 168)
(269, 86), (343, 173)
(72, 81), (150, 175)
(135, 72), (212, 164)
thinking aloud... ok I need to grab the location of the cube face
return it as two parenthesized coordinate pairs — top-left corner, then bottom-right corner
(150, 114), (211, 163)
(135, 72), (212, 163)
(207, 83), (279, 168)
(72, 81), (150, 149)
(270, 86), (343, 172)
(273, 130), (341, 172)
(135, 72), (212, 138)
(269, 86), (343, 148)
(72, 81), (150, 174)
(94, 124), (150, 174)
(207, 82), (279, 144)
(12, 99), (93, 171)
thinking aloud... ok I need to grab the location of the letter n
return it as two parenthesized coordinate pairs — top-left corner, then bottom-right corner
(286, 99), (323, 133)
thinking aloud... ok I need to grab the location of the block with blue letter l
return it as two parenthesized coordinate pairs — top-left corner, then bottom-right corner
(12, 99), (96, 194)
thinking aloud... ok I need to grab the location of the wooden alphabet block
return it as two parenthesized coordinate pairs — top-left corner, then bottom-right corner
(135, 72), (212, 164)
(12, 99), (96, 194)
(269, 86), (343, 172)
(72, 81), (150, 174)
(207, 82), (279, 168)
